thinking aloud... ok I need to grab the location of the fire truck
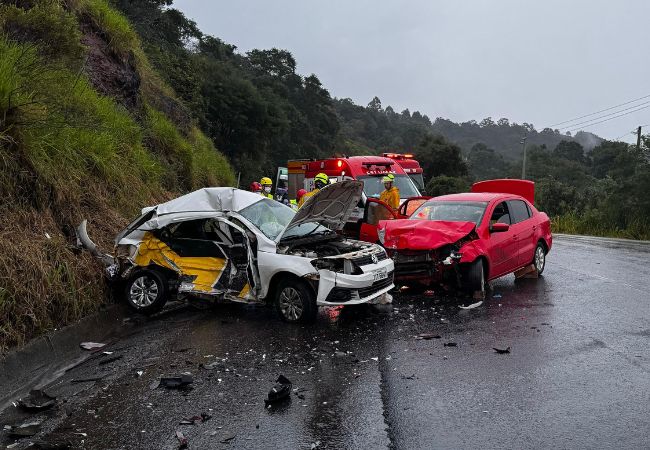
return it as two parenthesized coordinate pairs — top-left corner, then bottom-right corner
(381, 153), (425, 191)
(285, 156), (429, 242)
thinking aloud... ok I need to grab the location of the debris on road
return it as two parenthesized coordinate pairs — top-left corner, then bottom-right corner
(443, 342), (457, 347)
(159, 374), (194, 389)
(4, 421), (41, 437)
(459, 300), (483, 310)
(265, 375), (292, 406)
(415, 333), (442, 340)
(18, 389), (56, 411)
(71, 375), (106, 383)
(79, 342), (106, 351)
(493, 347), (511, 354)
(220, 433), (236, 443)
(175, 430), (188, 449)
(98, 354), (123, 365)
(493, 293), (502, 298)
(179, 413), (212, 425)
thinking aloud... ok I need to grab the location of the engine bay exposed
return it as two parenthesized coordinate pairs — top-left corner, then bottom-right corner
(280, 236), (373, 258)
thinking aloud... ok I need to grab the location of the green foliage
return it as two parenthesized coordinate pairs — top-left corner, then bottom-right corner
(468, 143), (511, 180)
(414, 134), (468, 180)
(0, 0), (85, 64)
(71, 0), (139, 56)
(425, 175), (470, 197)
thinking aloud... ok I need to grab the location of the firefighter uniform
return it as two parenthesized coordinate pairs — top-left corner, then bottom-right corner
(379, 174), (400, 209)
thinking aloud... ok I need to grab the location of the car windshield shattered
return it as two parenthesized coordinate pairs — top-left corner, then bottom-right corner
(359, 175), (420, 198)
(410, 201), (488, 225)
(238, 199), (295, 240)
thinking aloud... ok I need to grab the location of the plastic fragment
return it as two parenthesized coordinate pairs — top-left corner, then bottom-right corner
(17, 389), (56, 411)
(265, 375), (292, 406)
(493, 347), (511, 354)
(176, 430), (188, 449)
(459, 300), (483, 310)
(415, 333), (441, 340)
(79, 342), (106, 350)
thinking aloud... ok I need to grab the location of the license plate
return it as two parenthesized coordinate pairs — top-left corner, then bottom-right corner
(373, 269), (388, 281)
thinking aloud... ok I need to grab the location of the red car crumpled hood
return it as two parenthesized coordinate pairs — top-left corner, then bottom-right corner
(379, 219), (476, 250)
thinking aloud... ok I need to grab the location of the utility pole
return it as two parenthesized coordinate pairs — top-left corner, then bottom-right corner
(636, 126), (642, 152)
(520, 137), (528, 179)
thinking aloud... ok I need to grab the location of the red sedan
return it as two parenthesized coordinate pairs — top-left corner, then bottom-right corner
(377, 180), (552, 295)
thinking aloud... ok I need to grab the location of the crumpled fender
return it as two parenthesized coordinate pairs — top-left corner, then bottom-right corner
(379, 219), (476, 250)
(458, 239), (489, 265)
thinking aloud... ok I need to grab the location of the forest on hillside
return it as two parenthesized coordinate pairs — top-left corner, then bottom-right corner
(112, 0), (650, 239)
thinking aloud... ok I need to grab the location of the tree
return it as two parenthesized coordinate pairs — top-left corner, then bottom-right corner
(367, 96), (382, 111)
(246, 48), (296, 78)
(414, 134), (468, 179)
(425, 176), (470, 196)
(553, 140), (586, 163)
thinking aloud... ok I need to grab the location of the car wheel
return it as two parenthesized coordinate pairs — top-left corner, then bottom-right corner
(532, 243), (546, 275)
(124, 269), (169, 314)
(464, 259), (485, 296)
(275, 278), (317, 323)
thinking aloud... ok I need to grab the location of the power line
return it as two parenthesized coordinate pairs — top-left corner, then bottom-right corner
(565, 103), (650, 133)
(614, 123), (650, 141)
(558, 100), (650, 130)
(548, 93), (650, 128)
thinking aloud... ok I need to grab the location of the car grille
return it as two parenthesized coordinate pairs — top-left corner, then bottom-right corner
(325, 270), (394, 303)
(352, 251), (387, 266)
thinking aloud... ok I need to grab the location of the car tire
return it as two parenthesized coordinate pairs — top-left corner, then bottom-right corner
(464, 259), (485, 296)
(124, 269), (169, 315)
(532, 242), (546, 275)
(275, 278), (317, 323)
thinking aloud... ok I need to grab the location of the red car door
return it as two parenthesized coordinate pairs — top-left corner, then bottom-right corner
(507, 199), (536, 268)
(397, 197), (432, 219)
(359, 199), (397, 243)
(485, 200), (519, 277)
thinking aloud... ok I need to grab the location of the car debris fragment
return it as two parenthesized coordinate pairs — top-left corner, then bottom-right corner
(179, 413), (212, 425)
(4, 421), (41, 437)
(79, 342), (106, 351)
(415, 333), (442, 340)
(443, 342), (457, 347)
(17, 389), (56, 411)
(459, 300), (483, 310)
(493, 347), (511, 354)
(159, 374), (193, 389)
(265, 375), (292, 406)
(175, 430), (188, 449)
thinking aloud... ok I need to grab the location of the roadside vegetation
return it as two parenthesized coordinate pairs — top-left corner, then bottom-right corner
(0, 0), (234, 351)
(1, 0), (648, 351)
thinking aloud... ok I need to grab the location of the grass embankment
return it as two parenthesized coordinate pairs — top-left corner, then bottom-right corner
(0, 0), (235, 352)
(551, 213), (650, 241)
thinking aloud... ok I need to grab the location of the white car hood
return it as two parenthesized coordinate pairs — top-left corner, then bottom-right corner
(278, 180), (363, 241)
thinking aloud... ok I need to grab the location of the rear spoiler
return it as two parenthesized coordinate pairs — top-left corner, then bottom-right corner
(471, 179), (535, 205)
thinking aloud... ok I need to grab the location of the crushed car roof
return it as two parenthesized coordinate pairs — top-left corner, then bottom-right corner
(155, 187), (263, 216)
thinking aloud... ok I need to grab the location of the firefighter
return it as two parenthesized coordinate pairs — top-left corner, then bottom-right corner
(290, 189), (306, 210)
(250, 181), (263, 194)
(260, 177), (273, 199)
(379, 173), (400, 210)
(298, 173), (328, 207)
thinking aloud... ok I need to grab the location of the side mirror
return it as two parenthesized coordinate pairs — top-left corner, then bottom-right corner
(490, 222), (510, 233)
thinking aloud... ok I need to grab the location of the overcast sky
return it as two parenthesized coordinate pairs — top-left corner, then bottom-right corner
(173, 0), (650, 143)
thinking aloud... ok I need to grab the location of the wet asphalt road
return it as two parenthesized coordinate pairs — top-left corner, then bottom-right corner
(2, 235), (650, 449)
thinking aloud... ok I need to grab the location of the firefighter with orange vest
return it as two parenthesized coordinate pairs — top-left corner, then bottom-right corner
(379, 173), (400, 210)
(298, 173), (328, 208)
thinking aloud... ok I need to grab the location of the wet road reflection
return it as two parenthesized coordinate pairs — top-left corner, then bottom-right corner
(1, 236), (649, 449)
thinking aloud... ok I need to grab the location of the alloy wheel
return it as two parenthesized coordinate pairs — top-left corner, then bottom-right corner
(278, 287), (303, 321)
(129, 275), (159, 307)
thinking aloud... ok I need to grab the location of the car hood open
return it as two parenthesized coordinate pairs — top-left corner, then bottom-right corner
(379, 219), (476, 250)
(278, 180), (363, 241)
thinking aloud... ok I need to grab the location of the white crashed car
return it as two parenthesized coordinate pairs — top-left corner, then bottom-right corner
(77, 180), (394, 322)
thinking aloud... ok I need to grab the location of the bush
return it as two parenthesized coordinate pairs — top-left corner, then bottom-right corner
(425, 175), (470, 197)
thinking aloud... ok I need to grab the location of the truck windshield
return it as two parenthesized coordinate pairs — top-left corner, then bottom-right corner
(411, 201), (488, 225)
(409, 173), (425, 191)
(359, 175), (420, 199)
